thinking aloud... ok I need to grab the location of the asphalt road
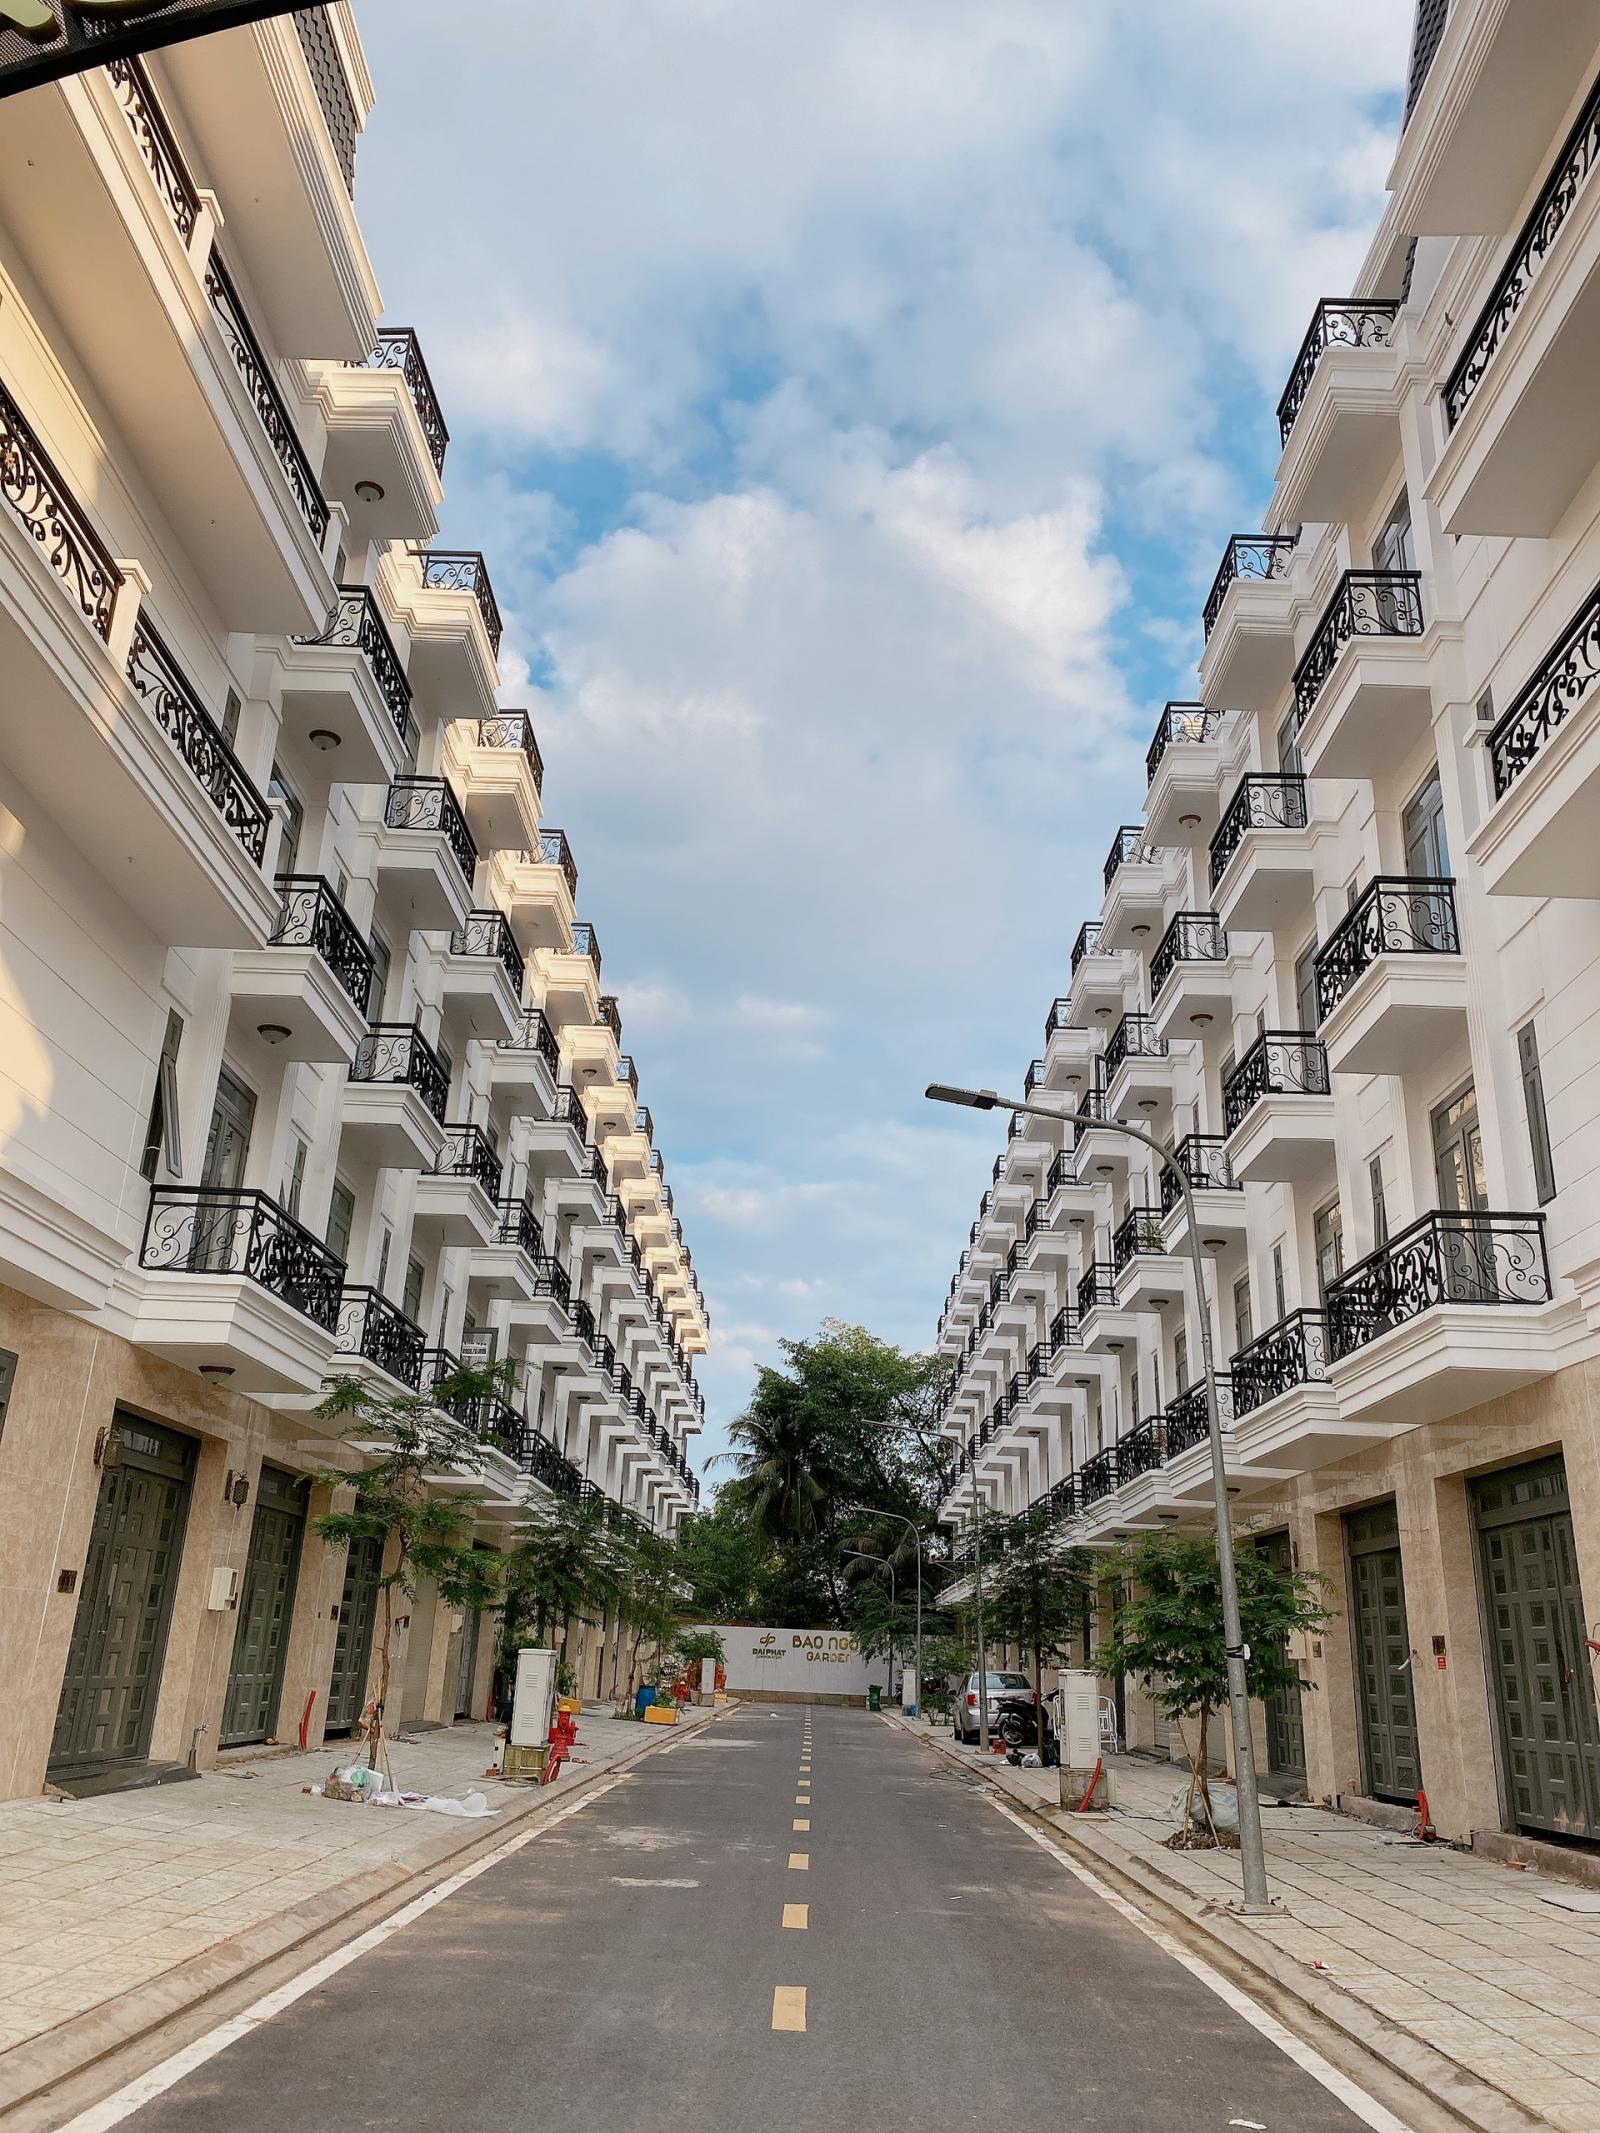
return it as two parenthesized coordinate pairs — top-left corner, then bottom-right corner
(94, 1707), (1401, 2133)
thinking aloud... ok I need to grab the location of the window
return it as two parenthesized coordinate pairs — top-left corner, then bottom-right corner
(1232, 1275), (1253, 1352)
(1272, 1243), (1287, 1323)
(326, 1180), (355, 1265)
(1431, 1085), (1486, 1213)
(221, 688), (242, 749)
(1313, 1201), (1344, 1303)
(375, 1225), (392, 1295)
(1172, 1330), (1188, 1394)
(367, 929), (391, 1021)
(0, 1347), (15, 1444)
(1403, 767), (1451, 880)
(140, 1011), (184, 1183)
(268, 763), (302, 878)
(1476, 685), (1496, 728)
(437, 1284), (454, 1342)
(283, 1135), (308, 1220)
(1294, 940), (1319, 1032)
(1373, 489), (1416, 575)
(1276, 707), (1303, 780)
(200, 1067), (255, 1193)
(1369, 1155), (1388, 1248)
(1519, 1023), (1557, 1206)
(403, 1255), (425, 1327)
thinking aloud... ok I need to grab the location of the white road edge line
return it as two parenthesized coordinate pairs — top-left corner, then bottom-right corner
(984, 1798), (1416, 2133)
(57, 1777), (627, 2133)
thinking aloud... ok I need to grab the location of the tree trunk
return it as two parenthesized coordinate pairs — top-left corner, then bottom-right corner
(367, 1581), (394, 1772)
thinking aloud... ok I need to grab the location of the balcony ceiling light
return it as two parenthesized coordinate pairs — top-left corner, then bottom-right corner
(1131, 924), (1151, 938)
(1190, 1012), (1214, 1028)
(257, 1022), (292, 1045)
(309, 728), (341, 751)
(1203, 1238), (1227, 1252)
(1138, 1099), (1158, 1113)
(199, 1364), (234, 1383)
(1179, 813), (1202, 828)
(354, 479), (386, 502)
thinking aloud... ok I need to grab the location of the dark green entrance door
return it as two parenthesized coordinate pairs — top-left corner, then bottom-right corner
(1256, 1531), (1306, 1781)
(221, 1466), (306, 1747)
(325, 1532), (383, 1733)
(1345, 1500), (1419, 1802)
(49, 1415), (196, 1776)
(1474, 1457), (1600, 1840)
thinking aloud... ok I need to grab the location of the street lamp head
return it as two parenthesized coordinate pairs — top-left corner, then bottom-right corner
(925, 1083), (1002, 1111)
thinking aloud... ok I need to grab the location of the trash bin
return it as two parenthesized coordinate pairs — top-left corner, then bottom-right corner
(634, 1684), (656, 1719)
(868, 1684), (881, 1712)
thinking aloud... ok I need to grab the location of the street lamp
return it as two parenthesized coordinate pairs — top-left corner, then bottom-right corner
(842, 1549), (895, 1695)
(925, 1080), (1272, 1913)
(844, 1502), (924, 1720)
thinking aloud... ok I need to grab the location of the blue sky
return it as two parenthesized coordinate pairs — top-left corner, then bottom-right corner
(352, 0), (1414, 1475)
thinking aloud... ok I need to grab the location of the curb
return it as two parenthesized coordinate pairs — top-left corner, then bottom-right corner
(891, 1716), (1553, 2133)
(0, 1710), (723, 2126)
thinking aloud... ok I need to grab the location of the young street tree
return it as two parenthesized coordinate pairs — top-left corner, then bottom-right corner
(1100, 1531), (1332, 1846)
(313, 1365), (505, 1773)
(986, 1504), (1093, 1748)
(500, 1487), (627, 1687)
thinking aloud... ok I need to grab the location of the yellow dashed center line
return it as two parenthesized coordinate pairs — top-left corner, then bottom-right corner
(793, 1818), (810, 1831)
(772, 1985), (807, 2032)
(796, 1795), (809, 1806)
(788, 1852), (809, 1870)
(782, 1903), (808, 1930)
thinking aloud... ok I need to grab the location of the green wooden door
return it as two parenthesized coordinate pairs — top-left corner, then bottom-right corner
(1475, 1458), (1600, 1840)
(49, 1415), (195, 1775)
(221, 1466), (306, 1747)
(325, 1532), (383, 1733)
(1256, 1531), (1306, 1780)
(1345, 1500), (1420, 1802)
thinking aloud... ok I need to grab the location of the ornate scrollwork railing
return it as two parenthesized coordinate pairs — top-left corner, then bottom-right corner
(1104, 1011), (1166, 1083)
(296, 586), (411, 739)
(420, 549), (503, 656)
(1293, 570), (1424, 728)
(532, 827), (578, 899)
(1070, 920), (1102, 975)
(1326, 1212), (1551, 1361)
(1112, 1207), (1166, 1274)
(140, 1186), (344, 1331)
(451, 909), (526, 995)
(126, 621), (270, 861)
(351, 1021), (450, 1123)
(0, 372), (121, 638)
(1103, 823), (1160, 894)
(525, 1428), (582, 1499)
(496, 1196), (543, 1259)
(106, 55), (199, 242)
(1445, 71), (1600, 430)
(434, 1122), (503, 1200)
(270, 874), (374, 1007)
(202, 251), (328, 543)
(505, 1006), (560, 1076)
(1164, 1374), (1236, 1455)
(1076, 1261), (1117, 1320)
(553, 1083), (588, 1136)
(1049, 1303), (1076, 1349)
(1314, 875), (1459, 1022)
(1150, 911), (1228, 999)
(570, 919), (602, 973)
(1223, 1029), (1330, 1137)
(1203, 533), (1297, 639)
(598, 993), (623, 1042)
(1159, 1135), (1237, 1214)
(364, 329), (448, 474)
(476, 710), (543, 792)
(1208, 772), (1307, 892)
(535, 1254), (572, 1312)
(385, 774), (478, 881)
(1277, 299), (1399, 443)
(1145, 702), (1221, 784)
(1232, 1309), (1330, 1417)
(1488, 577), (1600, 800)
(1079, 1447), (1117, 1505)
(335, 1284), (425, 1388)
(1117, 1418), (1167, 1482)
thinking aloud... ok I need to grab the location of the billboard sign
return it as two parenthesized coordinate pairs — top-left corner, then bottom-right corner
(0, 1), (315, 100)
(698, 1625), (890, 1701)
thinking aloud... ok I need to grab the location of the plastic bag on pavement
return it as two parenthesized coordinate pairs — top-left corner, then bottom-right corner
(398, 1789), (496, 1818)
(1169, 1779), (1240, 1832)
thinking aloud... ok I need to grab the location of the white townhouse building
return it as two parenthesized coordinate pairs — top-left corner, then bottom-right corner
(0, 6), (708, 1802)
(935, 0), (1600, 1854)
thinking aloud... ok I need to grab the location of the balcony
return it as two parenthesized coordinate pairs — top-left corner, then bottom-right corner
(1112, 1206), (1184, 1311)
(441, 910), (525, 1041)
(542, 920), (605, 1034)
(1067, 922), (1125, 1027)
(1223, 1032), (1335, 1184)
(230, 876), (373, 1063)
(1099, 828), (1170, 951)
(1102, 1012), (1173, 1116)
(1143, 704), (1228, 845)
(406, 550), (503, 718)
(133, 1187), (342, 1394)
(343, 1023), (451, 1166)
(1315, 877), (1466, 1076)
(1199, 534), (1299, 717)
(379, 776), (477, 930)
(1208, 773), (1314, 930)
(1041, 1000), (1098, 1092)
(469, 1197), (545, 1303)
(1275, 300), (1403, 525)
(1222, 1306), (1379, 1486)
(413, 1124), (503, 1246)
(443, 711), (544, 853)
(1077, 1261), (1138, 1355)
(333, 1284), (425, 1391)
(525, 1083), (591, 1176)
(1471, 576), (1600, 898)
(312, 329), (446, 544)
(1431, 67), (1600, 538)
(1149, 913), (1234, 1042)
(1292, 571), (1431, 780)
(1159, 1135), (1246, 1251)
(492, 830), (577, 955)
(1072, 1089), (1134, 1190)
(1325, 1211), (1556, 1427)
(284, 586), (411, 784)
(491, 1007), (561, 1113)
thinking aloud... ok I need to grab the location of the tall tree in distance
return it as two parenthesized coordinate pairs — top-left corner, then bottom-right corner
(986, 1505), (1093, 1748)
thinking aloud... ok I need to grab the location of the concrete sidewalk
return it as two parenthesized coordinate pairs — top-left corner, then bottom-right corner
(0, 1703), (713, 2120)
(898, 1717), (1600, 2133)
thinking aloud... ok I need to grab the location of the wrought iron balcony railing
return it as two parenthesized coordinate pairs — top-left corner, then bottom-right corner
(1103, 824), (1160, 894)
(1112, 1207), (1165, 1274)
(270, 874), (374, 1008)
(1326, 1211), (1551, 1362)
(1049, 1303), (1076, 1350)
(1076, 1261), (1117, 1319)
(1118, 1418), (1167, 1482)
(1070, 921), (1103, 975)
(351, 1021), (450, 1123)
(615, 1052), (640, 1095)
(126, 621), (270, 862)
(0, 370), (120, 639)
(1293, 570), (1424, 728)
(1079, 1447), (1117, 1505)
(107, 56), (199, 242)
(1046, 1150), (1076, 1195)
(1202, 533), (1297, 639)
(535, 827), (578, 899)
(1488, 576), (1600, 800)
(553, 1083), (588, 1136)
(362, 329), (448, 475)
(1150, 911), (1228, 998)
(571, 920), (602, 973)
(1159, 1134), (1237, 1213)
(1445, 70), (1600, 431)
(451, 909), (526, 995)
(295, 586), (411, 739)
(140, 1187), (343, 1331)
(1231, 1309), (1329, 1418)
(1104, 1011), (1166, 1083)
(476, 710), (544, 793)
(433, 1122), (502, 1200)
(534, 1254), (572, 1313)
(1208, 772), (1307, 892)
(571, 1297), (597, 1350)
(1045, 997), (1071, 1039)
(495, 1196), (542, 1258)
(505, 1006), (560, 1075)
(1223, 1030), (1330, 1137)
(419, 549), (503, 656)
(335, 1284), (425, 1389)
(1024, 1057), (1047, 1095)
(1164, 1374), (1236, 1454)
(1145, 702), (1221, 784)
(1277, 299), (1399, 444)
(203, 250), (329, 544)
(475, 1396), (527, 1463)
(526, 1429), (582, 1500)
(1314, 875), (1459, 1023)
(1045, 1475), (1079, 1522)
(385, 775), (478, 881)
(598, 994), (623, 1042)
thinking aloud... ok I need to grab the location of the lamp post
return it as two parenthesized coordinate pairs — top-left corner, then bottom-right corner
(844, 1503), (924, 1719)
(843, 1548), (895, 1696)
(925, 1080), (1272, 1913)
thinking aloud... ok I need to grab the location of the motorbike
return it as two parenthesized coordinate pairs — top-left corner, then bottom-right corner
(994, 1689), (1058, 1762)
